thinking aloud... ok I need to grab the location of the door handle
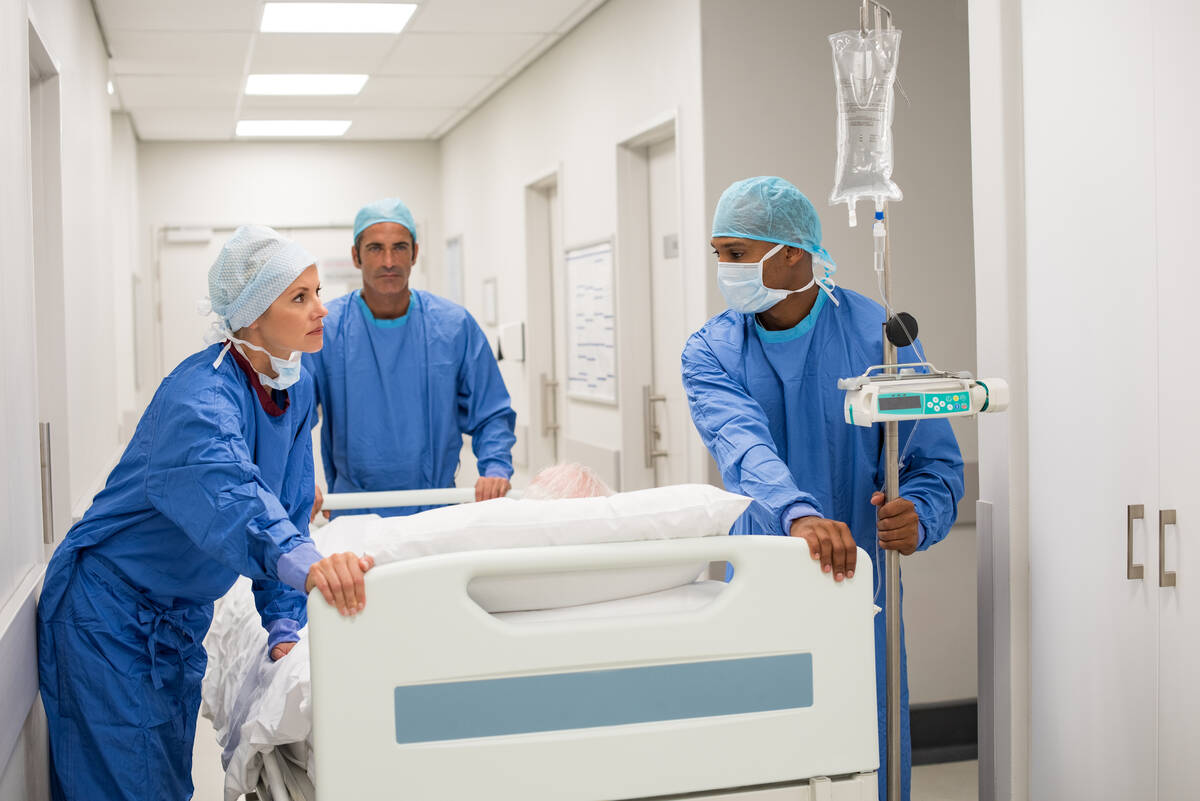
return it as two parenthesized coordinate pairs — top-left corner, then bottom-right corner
(40, 422), (54, 544)
(643, 385), (667, 468)
(1127, 504), (1145, 580)
(1160, 509), (1177, 588)
(540, 374), (559, 437)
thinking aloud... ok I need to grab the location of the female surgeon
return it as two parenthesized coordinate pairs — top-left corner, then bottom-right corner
(37, 225), (373, 801)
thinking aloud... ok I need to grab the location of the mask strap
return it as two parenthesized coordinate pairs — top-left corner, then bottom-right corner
(211, 341), (234, 370)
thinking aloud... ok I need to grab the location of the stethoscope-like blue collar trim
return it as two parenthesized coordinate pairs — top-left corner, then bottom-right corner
(754, 290), (827, 343)
(355, 289), (416, 328)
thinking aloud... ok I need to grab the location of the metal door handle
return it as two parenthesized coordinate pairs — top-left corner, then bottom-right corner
(40, 422), (54, 544)
(1160, 509), (1177, 588)
(642, 385), (667, 468)
(1127, 505), (1145, 580)
(540, 374), (559, 437)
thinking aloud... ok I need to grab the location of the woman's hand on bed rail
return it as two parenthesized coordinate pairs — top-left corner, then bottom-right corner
(311, 484), (328, 522)
(305, 552), (376, 616)
(270, 641), (297, 661)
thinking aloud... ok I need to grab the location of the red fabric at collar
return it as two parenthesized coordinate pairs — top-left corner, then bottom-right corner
(227, 342), (290, 417)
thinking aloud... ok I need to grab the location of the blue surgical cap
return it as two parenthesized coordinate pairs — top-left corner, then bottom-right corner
(711, 176), (834, 264)
(208, 225), (315, 331)
(354, 197), (418, 244)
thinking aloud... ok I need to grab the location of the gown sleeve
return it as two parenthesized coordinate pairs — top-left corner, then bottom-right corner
(456, 315), (517, 480)
(681, 330), (822, 535)
(144, 378), (323, 593)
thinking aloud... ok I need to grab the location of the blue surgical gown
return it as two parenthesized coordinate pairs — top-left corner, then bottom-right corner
(304, 289), (517, 517)
(681, 287), (964, 801)
(37, 343), (324, 801)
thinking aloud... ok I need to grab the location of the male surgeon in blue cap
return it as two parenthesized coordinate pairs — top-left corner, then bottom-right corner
(681, 177), (964, 801)
(304, 198), (516, 516)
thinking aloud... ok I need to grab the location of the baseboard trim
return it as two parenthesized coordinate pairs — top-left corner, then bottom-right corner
(911, 699), (978, 766)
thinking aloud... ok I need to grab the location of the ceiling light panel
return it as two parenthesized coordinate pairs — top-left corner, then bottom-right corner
(260, 3), (417, 34)
(246, 74), (368, 95)
(236, 119), (352, 137)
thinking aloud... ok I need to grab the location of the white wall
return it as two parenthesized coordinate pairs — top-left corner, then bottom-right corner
(439, 0), (707, 487)
(968, 0), (1029, 797)
(110, 112), (141, 435)
(1, 0), (129, 794)
(137, 139), (442, 377)
(699, 0), (978, 705)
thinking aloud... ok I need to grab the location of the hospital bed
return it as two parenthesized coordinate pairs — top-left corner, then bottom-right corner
(205, 489), (881, 801)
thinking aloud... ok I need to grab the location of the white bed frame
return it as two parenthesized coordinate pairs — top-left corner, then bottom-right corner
(307, 533), (880, 800)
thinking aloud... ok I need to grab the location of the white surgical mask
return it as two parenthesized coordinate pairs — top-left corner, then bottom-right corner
(205, 322), (302, 391)
(717, 244), (839, 314)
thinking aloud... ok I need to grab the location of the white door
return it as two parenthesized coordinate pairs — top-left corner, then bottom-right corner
(158, 235), (224, 377)
(1155, 0), (1200, 795)
(1025, 1), (1161, 797)
(645, 138), (688, 486)
(523, 178), (563, 476)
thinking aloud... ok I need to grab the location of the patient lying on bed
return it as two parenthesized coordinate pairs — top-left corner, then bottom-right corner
(200, 463), (665, 799)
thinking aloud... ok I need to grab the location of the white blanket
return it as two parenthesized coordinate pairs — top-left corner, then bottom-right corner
(201, 514), (727, 799)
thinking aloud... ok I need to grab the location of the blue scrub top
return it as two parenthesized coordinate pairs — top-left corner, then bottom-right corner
(304, 289), (516, 517)
(39, 343), (322, 642)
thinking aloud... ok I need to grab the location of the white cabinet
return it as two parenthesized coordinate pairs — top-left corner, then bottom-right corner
(1153, 2), (1200, 796)
(1023, 0), (1200, 798)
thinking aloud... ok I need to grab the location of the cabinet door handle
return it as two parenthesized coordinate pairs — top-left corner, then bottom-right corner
(1160, 509), (1178, 588)
(1127, 504), (1145, 580)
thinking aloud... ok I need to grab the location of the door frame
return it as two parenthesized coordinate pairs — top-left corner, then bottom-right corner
(615, 110), (679, 490)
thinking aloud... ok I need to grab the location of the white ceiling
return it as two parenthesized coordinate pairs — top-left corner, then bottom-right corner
(97, 0), (608, 141)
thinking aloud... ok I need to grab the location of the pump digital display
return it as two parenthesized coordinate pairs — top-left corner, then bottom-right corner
(878, 394), (922, 411)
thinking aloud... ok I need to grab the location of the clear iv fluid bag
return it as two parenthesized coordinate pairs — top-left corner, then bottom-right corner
(829, 29), (902, 225)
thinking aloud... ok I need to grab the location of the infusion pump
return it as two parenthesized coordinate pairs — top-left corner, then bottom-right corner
(839, 366), (1010, 428)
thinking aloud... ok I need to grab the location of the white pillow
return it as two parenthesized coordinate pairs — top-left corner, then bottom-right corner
(313, 484), (750, 612)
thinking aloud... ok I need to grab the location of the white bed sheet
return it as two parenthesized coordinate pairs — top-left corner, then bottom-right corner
(200, 571), (725, 800)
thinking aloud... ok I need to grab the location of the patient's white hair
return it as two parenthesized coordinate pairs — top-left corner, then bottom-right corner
(522, 463), (613, 500)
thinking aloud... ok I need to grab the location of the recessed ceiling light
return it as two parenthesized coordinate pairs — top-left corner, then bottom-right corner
(260, 3), (417, 34)
(246, 74), (368, 96)
(107, 80), (114, 95)
(236, 120), (352, 137)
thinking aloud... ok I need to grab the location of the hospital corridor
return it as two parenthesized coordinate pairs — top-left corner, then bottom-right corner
(0, 0), (1196, 799)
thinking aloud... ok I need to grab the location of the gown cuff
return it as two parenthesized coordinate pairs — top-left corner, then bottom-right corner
(266, 617), (302, 650)
(781, 502), (822, 534)
(480, 465), (514, 480)
(277, 541), (323, 593)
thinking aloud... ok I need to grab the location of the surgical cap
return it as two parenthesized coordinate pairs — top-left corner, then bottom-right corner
(711, 176), (834, 264)
(207, 225), (315, 331)
(354, 197), (418, 243)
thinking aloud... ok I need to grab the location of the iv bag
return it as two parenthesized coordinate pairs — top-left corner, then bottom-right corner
(829, 28), (902, 225)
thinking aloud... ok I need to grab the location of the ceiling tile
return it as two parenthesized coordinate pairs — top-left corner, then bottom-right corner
(132, 109), (237, 140)
(342, 108), (459, 139)
(406, 0), (582, 33)
(94, 0), (261, 32)
(249, 33), (400, 74)
(117, 75), (242, 109)
(377, 32), (545, 75)
(356, 74), (493, 108)
(108, 31), (252, 76)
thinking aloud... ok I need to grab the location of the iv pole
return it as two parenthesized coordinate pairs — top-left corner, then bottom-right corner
(858, 2), (901, 799)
